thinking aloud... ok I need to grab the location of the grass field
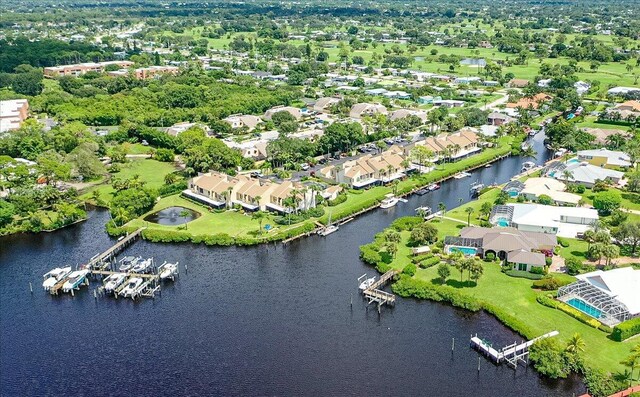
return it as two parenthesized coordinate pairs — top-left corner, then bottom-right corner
(82, 159), (178, 204)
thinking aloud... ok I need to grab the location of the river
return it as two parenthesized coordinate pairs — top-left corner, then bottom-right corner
(0, 132), (586, 396)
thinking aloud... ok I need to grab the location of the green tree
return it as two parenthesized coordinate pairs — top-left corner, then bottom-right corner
(529, 338), (569, 379)
(593, 190), (622, 215)
(437, 263), (450, 284)
(252, 210), (268, 235)
(465, 207), (474, 226)
(409, 223), (438, 245)
(613, 221), (640, 255)
(0, 200), (16, 227)
(36, 150), (71, 185)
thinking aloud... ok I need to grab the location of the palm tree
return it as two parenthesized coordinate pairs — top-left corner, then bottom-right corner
(386, 242), (398, 258)
(565, 333), (586, 355)
(480, 202), (492, 220)
(438, 202), (446, 218)
(179, 209), (190, 230)
(164, 173), (178, 185)
(583, 229), (596, 251)
(392, 179), (400, 195)
(465, 207), (474, 226)
(561, 170), (573, 183)
(252, 211), (267, 235)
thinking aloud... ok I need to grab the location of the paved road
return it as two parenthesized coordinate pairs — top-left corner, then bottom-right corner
(479, 91), (509, 111)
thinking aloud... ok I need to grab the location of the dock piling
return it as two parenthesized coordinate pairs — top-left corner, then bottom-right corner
(29, 282), (33, 294)
(452, 337), (455, 351)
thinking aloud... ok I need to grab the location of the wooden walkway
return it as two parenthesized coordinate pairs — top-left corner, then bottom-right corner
(362, 270), (400, 308)
(91, 269), (158, 280)
(367, 269), (399, 291)
(87, 228), (145, 269)
(471, 330), (559, 367)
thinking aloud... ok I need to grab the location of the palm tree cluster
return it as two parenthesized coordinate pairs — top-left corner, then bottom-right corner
(584, 229), (619, 266)
(448, 252), (484, 285)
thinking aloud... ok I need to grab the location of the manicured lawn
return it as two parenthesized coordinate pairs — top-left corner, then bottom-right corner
(379, 226), (633, 374)
(127, 194), (287, 238)
(82, 159), (178, 204)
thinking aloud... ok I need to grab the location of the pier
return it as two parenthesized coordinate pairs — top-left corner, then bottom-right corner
(361, 269), (399, 310)
(470, 330), (559, 368)
(87, 228), (145, 270)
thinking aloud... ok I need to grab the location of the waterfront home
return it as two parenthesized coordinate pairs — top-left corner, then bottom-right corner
(576, 148), (631, 169)
(318, 148), (407, 188)
(490, 203), (599, 238)
(313, 97), (342, 113)
(364, 88), (388, 96)
(546, 160), (625, 188)
(349, 103), (388, 119)
(519, 177), (581, 206)
(320, 185), (343, 201)
(433, 99), (465, 108)
(607, 87), (640, 96)
(607, 100), (640, 120)
(0, 99), (29, 133)
(558, 267), (640, 326)
(186, 172), (315, 213)
(224, 139), (268, 160)
(222, 114), (263, 131)
(444, 226), (556, 271)
(406, 129), (480, 162)
(389, 109), (428, 123)
(506, 93), (552, 110)
(263, 106), (302, 121)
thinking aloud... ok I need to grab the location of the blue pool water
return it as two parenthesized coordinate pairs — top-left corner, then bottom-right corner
(448, 246), (478, 256)
(567, 158), (580, 165)
(567, 298), (603, 319)
(496, 217), (509, 227)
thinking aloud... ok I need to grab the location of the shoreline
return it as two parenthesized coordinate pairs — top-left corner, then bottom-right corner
(109, 137), (519, 246)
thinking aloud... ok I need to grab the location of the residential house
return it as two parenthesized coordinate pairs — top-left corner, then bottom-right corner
(520, 177), (581, 206)
(263, 106), (302, 121)
(313, 97), (341, 113)
(547, 160), (625, 188)
(417, 95), (442, 105)
(186, 172), (243, 208)
(364, 88), (388, 96)
(0, 99), (29, 133)
(576, 148), (631, 169)
(507, 79), (530, 88)
(487, 112), (514, 126)
(43, 61), (134, 77)
(349, 103), (388, 119)
(444, 226), (556, 271)
(389, 109), (428, 123)
(609, 100), (640, 119)
(490, 203), (599, 238)
(607, 87), (640, 96)
(506, 93), (552, 110)
(166, 122), (211, 137)
(319, 147), (407, 188)
(433, 99), (465, 108)
(222, 114), (263, 131)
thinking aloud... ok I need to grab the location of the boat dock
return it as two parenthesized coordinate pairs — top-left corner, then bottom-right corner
(361, 269), (399, 310)
(470, 330), (559, 368)
(87, 228), (145, 270)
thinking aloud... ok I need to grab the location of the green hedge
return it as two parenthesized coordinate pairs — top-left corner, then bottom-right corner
(392, 275), (483, 311)
(610, 317), (640, 342)
(536, 294), (612, 333)
(418, 256), (441, 269)
(360, 243), (382, 265)
(505, 269), (545, 280)
(390, 216), (423, 231)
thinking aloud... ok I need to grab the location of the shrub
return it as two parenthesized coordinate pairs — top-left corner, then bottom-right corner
(484, 252), (495, 261)
(142, 229), (191, 243)
(154, 148), (175, 162)
(390, 216), (423, 231)
(360, 243), (382, 265)
(593, 190), (622, 215)
(584, 368), (627, 397)
(402, 263), (417, 276)
(557, 237), (570, 248)
(610, 317), (640, 341)
(392, 275), (482, 311)
(565, 257), (583, 275)
(505, 269), (545, 280)
(418, 256), (441, 269)
(530, 266), (545, 274)
(326, 193), (347, 206)
(533, 275), (560, 290)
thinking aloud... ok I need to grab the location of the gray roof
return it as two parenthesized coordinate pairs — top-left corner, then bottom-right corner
(560, 162), (625, 185)
(459, 226), (557, 251)
(507, 249), (546, 267)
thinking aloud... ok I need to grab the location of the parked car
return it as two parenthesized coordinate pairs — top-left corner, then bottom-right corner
(300, 163), (310, 171)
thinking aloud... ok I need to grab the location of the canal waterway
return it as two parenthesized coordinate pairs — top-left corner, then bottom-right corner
(0, 132), (586, 396)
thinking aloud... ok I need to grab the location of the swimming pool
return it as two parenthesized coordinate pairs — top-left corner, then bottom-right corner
(447, 246), (478, 256)
(566, 298), (603, 319)
(566, 158), (580, 165)
(496, 217), (510, 227)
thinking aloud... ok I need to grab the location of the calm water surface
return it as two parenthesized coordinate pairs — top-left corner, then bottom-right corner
(0, 133), (585, 396)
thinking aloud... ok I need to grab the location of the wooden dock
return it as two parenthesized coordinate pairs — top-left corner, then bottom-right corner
(87, 228), (145, 269)
(362, 269), (399, 309)
(470, 330), (559, 368)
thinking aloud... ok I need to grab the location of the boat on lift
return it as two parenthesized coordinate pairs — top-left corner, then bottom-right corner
(158, 262), (179, 281)
(103, 273), (127, 294)
(120, 277), (144, 299)
(453, 172), (471, 179)
(132, 258), (153, 273)
(470, 181), (485, 196)
(118, 256), (141, 272)
(358, 274), (376, 291)
(415, 206), (432, 218)
(42, 267), (72, 291)
(62, 269), (89, 293)
(521, 161), (536, 173)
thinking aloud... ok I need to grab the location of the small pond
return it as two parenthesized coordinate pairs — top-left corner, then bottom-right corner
(143, 206), (200, 225)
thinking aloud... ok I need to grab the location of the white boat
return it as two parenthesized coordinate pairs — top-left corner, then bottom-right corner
(521, 161), (536, 172)
(318, 224), (339, 236)
(358, 277), (376, 291)
(427, 183), (440, 191)
(380, 194), (400, 209)
(62, 269), (89, 293)
(470, 182), (484, 196)
(554, 148), (568, 158)
(453, 172), (471, 179)
(158, 262), (179, 280)
(103, 273), (127, 293)
(118, 256), (141, 272)
(415, 206), (432, 218)
(521, 142), (531, 150)
(42, 266), (72, 290)
(120, 277), (144, 299)
(132, 258), (153, 273)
